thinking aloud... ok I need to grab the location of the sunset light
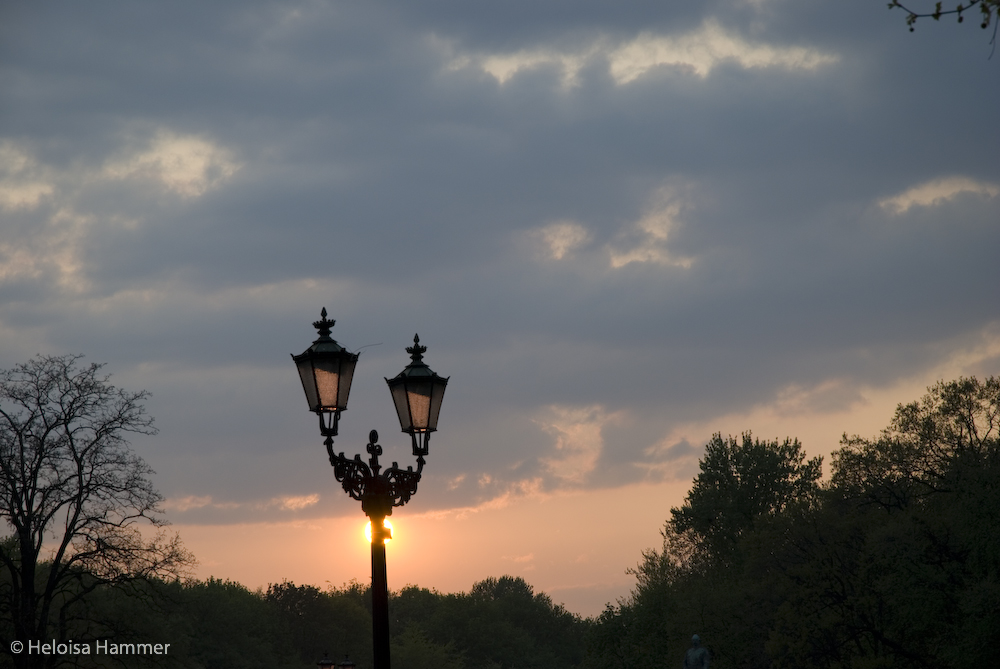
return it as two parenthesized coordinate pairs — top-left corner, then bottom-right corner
(365, 518), (393, 544)
(2, 1), (997, 667)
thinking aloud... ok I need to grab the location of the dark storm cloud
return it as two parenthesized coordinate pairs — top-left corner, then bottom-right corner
(1, 0), (997, 521)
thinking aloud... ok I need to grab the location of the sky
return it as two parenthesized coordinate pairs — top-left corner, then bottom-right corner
(1, 0), (998, 617)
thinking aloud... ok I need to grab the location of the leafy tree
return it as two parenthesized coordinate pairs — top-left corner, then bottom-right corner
(669, 433), (822, 563)
(466, 576), (587, 668)
(390, 625), (465, 669)
(78, 577), (194, 668)
(390, 577), (588, 669)
(585, 434), (821, 668)
(819, 375), (1000, 667)
(178, 578), (300, 669)
(588, 379), (1000, 669)
(738, 375), (1000, 668)
(266, 580), (372, 667)
(832, 376), (1000, 508)
(583, 604), (638, 669)
(0, 355), (191, 669)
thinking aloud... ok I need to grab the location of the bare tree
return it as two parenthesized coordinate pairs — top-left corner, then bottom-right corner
(0, 355), (191, 667)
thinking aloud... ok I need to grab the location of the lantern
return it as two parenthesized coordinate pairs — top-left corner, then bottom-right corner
(385, 334), (449, 456)
(292, 308), (359, 436)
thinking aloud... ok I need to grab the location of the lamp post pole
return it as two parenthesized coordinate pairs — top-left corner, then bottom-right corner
(293, 310), (448, 669)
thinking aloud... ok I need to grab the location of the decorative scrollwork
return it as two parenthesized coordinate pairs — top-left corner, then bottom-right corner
(332, 452), (372, 501)
(384, 455), (425, 508)
(325, 433), (425, 515)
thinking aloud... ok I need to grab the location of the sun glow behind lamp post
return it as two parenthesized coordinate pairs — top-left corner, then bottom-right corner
(294, 309), (449, 669)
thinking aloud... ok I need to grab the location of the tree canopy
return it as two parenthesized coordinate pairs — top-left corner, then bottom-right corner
(0, 574), (589, 668)
(669, 433), (822, 562)
(585, 376), (1000, 669)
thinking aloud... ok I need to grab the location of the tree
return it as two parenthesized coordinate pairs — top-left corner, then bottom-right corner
(588, 434), (822, 669)
(832, 375), (1000, 509)
(763, 376), (1000, 668)
(179, 578), (300, 669)
(0, 355), (191, 668)
(391, 626), (466, 669)
(266, 580), (372, 666)
(587, 380), (1000, 668)
(669, 433), (822, 562)
(387, 577), (587, 669)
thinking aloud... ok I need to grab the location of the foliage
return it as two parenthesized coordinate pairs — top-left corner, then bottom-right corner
(390, 576), (589, 669)
(0, 573), (589, 669)
(832, 376), (1000, 507)
(7, 357), (993, 668)
(598, 434), (820, 669)
(390, 625), (465, 669)
(669, 433), (822, 564)
(266, 580), (372, 667)
(0, 355), (192, 669)
(586, 376), (1000, 669)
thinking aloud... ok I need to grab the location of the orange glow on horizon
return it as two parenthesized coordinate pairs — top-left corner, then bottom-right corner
(172, 480), (687, 617)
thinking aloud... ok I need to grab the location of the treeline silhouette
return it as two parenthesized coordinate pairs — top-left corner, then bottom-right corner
(2, 376), (997, 668)
(0, 573), (589, 669)
(585, 376), (1000, 668)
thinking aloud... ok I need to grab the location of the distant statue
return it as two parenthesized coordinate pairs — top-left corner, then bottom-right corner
(683, 634), (710, 669)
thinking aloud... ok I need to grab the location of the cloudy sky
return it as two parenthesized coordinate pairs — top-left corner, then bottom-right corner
(2, 0), (998, 616)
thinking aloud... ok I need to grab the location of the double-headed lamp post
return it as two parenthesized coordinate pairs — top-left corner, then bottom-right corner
(293, 309), (449, 669)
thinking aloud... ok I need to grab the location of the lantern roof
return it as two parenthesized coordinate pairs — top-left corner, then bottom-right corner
(297, 307), (353, 358)
(387, 334), (444, 381)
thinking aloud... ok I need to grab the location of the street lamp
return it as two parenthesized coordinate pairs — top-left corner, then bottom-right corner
(293, 309), (449, 669)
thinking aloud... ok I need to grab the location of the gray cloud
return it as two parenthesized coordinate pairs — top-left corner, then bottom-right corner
(1, 0), (998, 523)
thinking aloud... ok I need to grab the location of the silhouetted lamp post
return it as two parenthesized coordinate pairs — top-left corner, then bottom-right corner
(294, 309), (449, 669)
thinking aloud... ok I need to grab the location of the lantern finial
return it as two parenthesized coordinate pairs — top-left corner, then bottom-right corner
(313, 308), (336, 339)
(406, 334), (426, 363)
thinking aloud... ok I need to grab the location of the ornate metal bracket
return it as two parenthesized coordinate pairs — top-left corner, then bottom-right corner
(323, 429), (425, 522)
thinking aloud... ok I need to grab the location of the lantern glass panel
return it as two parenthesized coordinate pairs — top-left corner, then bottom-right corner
(406, 381), (433, 431)
(336, 358), (356, 408)
(313, 358), (342, 410)
(296, 360), (320, 411)
(427, 382), (446, 430)
(390, 383), (411, 431)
